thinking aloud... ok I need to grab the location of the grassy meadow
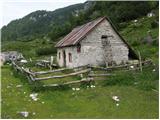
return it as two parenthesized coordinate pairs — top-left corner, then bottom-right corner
(1, 14), (159, 118)
(1, 65), (159, 119)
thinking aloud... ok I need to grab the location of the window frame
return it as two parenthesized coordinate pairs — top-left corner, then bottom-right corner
(77, 43), (81, 53)
(68, 53), (72, 63)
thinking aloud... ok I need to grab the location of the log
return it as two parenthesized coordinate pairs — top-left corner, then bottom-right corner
(42, 78), (94, 87)
(138, 51), (142, 72)
(34, 64), (91, 75)
(21, 67), (35, 76)
(34, 68), (69, 75)
(88, 73), (115, 77)
(34, 68), (91, 81)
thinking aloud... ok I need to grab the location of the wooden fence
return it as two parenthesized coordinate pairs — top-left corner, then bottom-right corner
(11, 59), (152, 87)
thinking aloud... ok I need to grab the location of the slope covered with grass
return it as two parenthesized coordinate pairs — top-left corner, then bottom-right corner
(1, 65), (158, 119)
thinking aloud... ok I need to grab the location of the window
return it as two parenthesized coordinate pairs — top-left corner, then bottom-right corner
(101, 35), (108, 39)
(59, 52), (61, 59)
(77, 44), (81, 53)
(68, 53), (72, 63)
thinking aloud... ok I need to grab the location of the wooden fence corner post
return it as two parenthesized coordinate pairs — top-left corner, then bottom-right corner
(138, 51), (142, 72)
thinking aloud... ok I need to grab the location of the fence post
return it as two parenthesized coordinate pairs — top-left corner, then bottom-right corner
(138, 51), (142, 72)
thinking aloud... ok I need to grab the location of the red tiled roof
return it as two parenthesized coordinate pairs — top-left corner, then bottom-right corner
(55, 17), (106, 48)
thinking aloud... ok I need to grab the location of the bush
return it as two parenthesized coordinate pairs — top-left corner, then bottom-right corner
(104, 71), (135, 86)
(151, 21), (158, 28)
(103, 65), (158, 91)
(131, 40), (141, 46)
(36, 47), (57, 56)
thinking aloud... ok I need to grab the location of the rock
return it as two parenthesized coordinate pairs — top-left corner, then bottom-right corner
(10, 72), (13, 75)
(134, 82), (138, 85)
(7, 85), (11, 88)
(116, 103), (119, 106)
(41, 101), (45, 104)
(72, 88), (76, 91)
(29, 93), (38, 101)
(76, 88), (80, 91)
(112, 96), (120, 102)
(32, 112), (36, 115)
(91, 85), (95, 88)
(16, 85), (22, 88)
(19, 111), (29, 118)
(130, 66), (134, 69)
(152, 69), (156, 72)
(134, 19), (138, 23)
(20, 59), (27, 63)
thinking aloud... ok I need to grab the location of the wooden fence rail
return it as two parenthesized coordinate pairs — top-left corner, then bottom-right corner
(34, 68), (91, 81)
(11, 59), (152, 87)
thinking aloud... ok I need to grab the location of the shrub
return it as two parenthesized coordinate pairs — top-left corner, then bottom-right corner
(151, 21), (158, 28)
(36, 47), (57, 56)
(103, 65), (158, 91)
(131, 40), (141, 46)
(104, 71), (135, 86)
(152, 39), (159, 46)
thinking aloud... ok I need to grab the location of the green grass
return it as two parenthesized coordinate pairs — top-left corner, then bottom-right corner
(1, 65), (159, 119)
(120, 16), (159, 63)
(1, 38), (56, 59)
(1, 12), (159, 119)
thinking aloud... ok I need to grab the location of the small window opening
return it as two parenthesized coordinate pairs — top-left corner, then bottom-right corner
(101, 35), (108, 39)
(77, 44), (81, 53)
(69, 53), (72, 63)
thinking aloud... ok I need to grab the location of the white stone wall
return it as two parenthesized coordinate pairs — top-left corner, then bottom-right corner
(57, 19), (129, 68)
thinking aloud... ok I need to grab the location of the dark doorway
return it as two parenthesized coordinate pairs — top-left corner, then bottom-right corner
(63, 50), (66, 67)
(101, 35), (112, 67)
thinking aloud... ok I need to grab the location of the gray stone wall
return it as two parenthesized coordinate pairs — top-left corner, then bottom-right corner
(57, 19), (129, 68)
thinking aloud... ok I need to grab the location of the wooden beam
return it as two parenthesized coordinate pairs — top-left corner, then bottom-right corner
(42, 78), (94, 87)
(34, 68), (69, 75)
(34, 68), (91, 81)
(138, 51), (142, 72)
(88, 73), (115, 77)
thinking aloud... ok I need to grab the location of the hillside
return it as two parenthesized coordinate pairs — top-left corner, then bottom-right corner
(1, 1), (159, 119)
(1, 1), (158, 42)
(1, 3), (84, 41)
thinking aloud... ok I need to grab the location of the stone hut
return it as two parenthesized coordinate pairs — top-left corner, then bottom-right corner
(55, 17), (138, 68)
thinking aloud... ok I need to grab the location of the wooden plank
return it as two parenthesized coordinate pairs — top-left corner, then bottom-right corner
(34, 68), (91, 81)
(21, 67), (35, 76)
(42, 78), (94, 87)
(89, 73), (115, 77)
(138, 51), (142, 72)
(34, 64), (90, 75)
(34, 68), (69, 75)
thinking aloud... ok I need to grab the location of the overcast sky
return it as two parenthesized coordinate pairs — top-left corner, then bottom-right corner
(0, 0), (86, 28)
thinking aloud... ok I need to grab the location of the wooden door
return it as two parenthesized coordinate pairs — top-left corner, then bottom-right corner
(63, 50), (66, 67)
